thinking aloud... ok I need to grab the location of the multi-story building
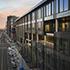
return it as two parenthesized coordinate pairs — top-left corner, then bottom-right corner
(6, 16), (18, 40)
(14, 0), (70, 70)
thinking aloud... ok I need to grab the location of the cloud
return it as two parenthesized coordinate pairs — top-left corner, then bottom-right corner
(0, 6), (31, 29)
(0, 0), (42, 29)
(0, 14), (6, 29)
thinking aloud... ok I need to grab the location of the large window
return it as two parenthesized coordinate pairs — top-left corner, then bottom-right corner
(46, 5), (49, 16)
(58, 22), (62, 31)
(52, 1), (54, 14)
(32, 23), (35, 29)
(24, 16), (28, 31)
(44, 6), (46, 17)
(46, 3), (52, 16)
(41, 7), (43, 18)
(62, 22), (68, 32)
(48, 3), (51, 15)
(37, 8), (42, 19)
(59, 0), (68, 12)
(46, 36), (54, 45)
(28, 24), (31, 31)
(56, 0), (58, 13)
(60, 0), (63, 12)
(32, 23), (35, 32)
(25, 24), (27, 31)
(45, 21), (55, 33)
(28, 14), (30, 21)
(58, 19), (69, 32)
(45, 24), (50, 32)
(38, 22), (43, 31)
(64, 0), (68, 11)
(45, 23), (55, 33)
(25, 16), (27, 22)
(32, 12), (35, 20)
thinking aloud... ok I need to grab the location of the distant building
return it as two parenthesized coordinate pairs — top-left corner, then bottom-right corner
(6, 16), (18, 40)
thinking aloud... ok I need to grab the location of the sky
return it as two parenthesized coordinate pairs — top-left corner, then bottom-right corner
(0, 0), (42, 29)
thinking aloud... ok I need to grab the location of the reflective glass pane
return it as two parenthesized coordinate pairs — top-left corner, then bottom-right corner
(32, 12), (35, 20)
(32, 23), (35, 28)
(28, 14), (30, 21)
(60, 0), (63, 12)
(47, 5), (49, 16)
(52, 1), (54, 14)
(45, 24), (50, 32)
(56, 0), (58, 13)
(64, 0), (68, 11)
(48, 3), (51, 15)
(41, 8), (43, 18)
(46, 5), (47, 16)
(44, 6), (46, 17)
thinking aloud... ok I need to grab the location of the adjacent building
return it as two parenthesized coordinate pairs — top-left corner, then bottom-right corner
(13, 0), (70, 70)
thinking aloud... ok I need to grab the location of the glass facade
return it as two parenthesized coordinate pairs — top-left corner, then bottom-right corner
(15, 0), (70, 70)
(64, 0), (68, 11)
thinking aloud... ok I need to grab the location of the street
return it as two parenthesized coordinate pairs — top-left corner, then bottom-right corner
(0, 47), (8, 70)
(0, 30), (30, 70)
(0, 31), (9, 70)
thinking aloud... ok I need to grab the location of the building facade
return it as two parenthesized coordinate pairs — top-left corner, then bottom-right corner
(14, 0), (70, 70)
(6, 16), (18, 40)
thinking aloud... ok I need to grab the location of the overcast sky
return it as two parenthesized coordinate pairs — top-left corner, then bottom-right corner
(0, 0), (42, 29)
